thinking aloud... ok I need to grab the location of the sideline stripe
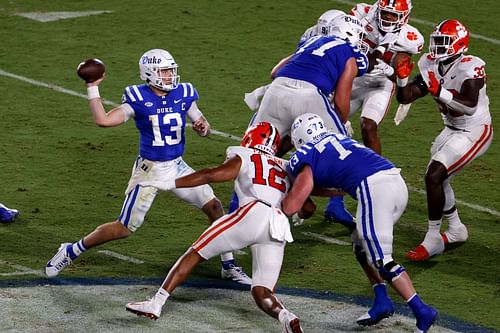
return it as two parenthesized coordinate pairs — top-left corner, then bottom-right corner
(97, 250), (144, 264)
(0, 69), (498, 218)
(0, 277), (494, 333)
(332, 0), (500, 45)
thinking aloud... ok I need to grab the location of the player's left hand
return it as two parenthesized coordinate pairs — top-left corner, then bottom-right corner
(371, 58), (394, 77)
(192, 118), (211, 137)
(427, 71), (441, 97)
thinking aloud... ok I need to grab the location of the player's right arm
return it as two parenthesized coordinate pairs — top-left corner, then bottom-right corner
(281, 164), (314, 216)
(86, 79), (129, 127)
(175, 156), (242, 188)
(334, 57), (359, 122)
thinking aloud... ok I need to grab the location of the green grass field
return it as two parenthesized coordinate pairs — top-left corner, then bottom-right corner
(0, 0), (498, 331)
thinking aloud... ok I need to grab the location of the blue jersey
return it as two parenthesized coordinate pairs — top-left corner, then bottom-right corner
(121, 83), (198, 161)
(276, 35), (368, 95)
(288, 133), (394, 199)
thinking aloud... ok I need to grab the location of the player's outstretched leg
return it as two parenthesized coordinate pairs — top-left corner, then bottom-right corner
(357, 283), (394, 326)
(324, 196), (356, 230)
(0, 203), (19, 223)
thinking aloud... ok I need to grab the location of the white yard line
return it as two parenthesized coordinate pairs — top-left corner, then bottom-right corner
(301, 232), (351, 245)
(0, 70), (498, 218)
(0, 260), (45, 277)
(331, 0), (500, 45)
(97, 250), (144, 264)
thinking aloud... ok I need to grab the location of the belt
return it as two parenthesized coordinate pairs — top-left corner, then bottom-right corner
(446, 125), (469, 132)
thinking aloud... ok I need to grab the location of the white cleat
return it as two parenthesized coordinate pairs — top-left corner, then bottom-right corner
(126, 298), (162, 320)
(221, 264), (252, 285)
(45, 243), (73, 277)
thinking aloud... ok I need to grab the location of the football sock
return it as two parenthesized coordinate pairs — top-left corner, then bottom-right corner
(427, 219), (442, 233)
(444, 209), (461, 227)
(68, 240), (87, 260)
(221, 259), (236, 270)
(154, 288), (170, 306)
(220, 252), (235, 266)
(278, 308), (291, 324)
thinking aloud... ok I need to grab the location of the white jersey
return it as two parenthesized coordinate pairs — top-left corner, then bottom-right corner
(418, 53), (491, 130)
(227, 146), (290, 207)
(351, 3), (424, 63)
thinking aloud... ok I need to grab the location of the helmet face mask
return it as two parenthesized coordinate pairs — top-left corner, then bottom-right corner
(241, 122), (280, 155)
(429, 20), (469, 61)
(291, 113), (328, 149)
(377, 0), (411, 33)
(139, 49), (180, 91)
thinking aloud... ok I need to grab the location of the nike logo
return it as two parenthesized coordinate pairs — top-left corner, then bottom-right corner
(174, 99), (182, 104)
(451, 75), (456, 79)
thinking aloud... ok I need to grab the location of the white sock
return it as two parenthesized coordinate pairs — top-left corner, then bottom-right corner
(154, 288), (170, 306)
(72, 240), (87, 257)
(428, 219), (442, 233)
(220, 252), (234, 262)
(278, 308), (290, 324)
(444, 209), (462, 227)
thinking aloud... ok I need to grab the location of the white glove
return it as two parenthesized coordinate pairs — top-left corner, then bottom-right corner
(394, 103), (412, 126)
(291, 213), (304, 226)
(141, 179), (176, 192)
(370, 58), (394, 77)
(345, 120), (354, 138)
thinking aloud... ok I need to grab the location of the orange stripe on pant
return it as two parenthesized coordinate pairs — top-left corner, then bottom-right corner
(447, 124), (493, 176)
(192, 201), (258, 252)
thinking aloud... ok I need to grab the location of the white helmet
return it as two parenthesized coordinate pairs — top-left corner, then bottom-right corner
(291, 113), (329, 148)
(139, 49), (180, 91)
(329, 14), (367, 53)
(317, 9), (345, 36)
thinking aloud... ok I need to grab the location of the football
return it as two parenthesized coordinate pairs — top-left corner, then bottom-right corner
(77, 58), (105, 83)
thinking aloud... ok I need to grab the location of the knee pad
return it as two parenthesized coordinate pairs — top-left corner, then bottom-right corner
(377, 260), (405, 284)
(354, 245), (368, 266)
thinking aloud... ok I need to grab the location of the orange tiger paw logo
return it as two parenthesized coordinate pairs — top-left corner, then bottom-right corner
(407, 31), (418, 41)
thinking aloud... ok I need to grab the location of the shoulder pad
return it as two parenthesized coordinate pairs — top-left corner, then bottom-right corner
(226, 146), (251, 160)
(456, 55), (487, 80)
(390, 25), (424, 54)
(351, 3), (372, 18)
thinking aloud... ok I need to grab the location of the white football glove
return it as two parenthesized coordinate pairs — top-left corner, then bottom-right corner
(141, 179), (176, 192)
(345, 120), (354, 138)
(370, 58), (395, 77)
(394, 103), (412, 126)
(291, 213), (304, 226)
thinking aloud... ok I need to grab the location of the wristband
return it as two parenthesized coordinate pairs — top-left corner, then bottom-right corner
(374, 45), (386, 54)
(87, 86), (100, 100)
(438, 89), (453, 104)
(397, 77), (408, 87)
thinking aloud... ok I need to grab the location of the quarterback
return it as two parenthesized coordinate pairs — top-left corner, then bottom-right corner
(46, 49), (251, 284)
(395, 20), (493, 261)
